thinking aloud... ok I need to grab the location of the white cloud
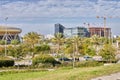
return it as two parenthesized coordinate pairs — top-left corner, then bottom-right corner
(0, 0), (120, 18)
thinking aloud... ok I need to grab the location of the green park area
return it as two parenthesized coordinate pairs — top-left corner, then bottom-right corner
(0, 32), (120, 80)
(0, 64), (120, 80)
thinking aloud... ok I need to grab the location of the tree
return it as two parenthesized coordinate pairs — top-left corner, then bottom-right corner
(23, 32), (42, 58)
(52, 33), (65, 54)
(34, 44), (50, 54)
(71, 36), (82, 55)
(0, 40), (5, 45)
(23, 32), (41, 47)
(70, 36), (82, 68)
(7, 45), (25, 60)
(90, 35), (100, 55)
(11, 39), (20, 45)
(99, 44), (116, 62)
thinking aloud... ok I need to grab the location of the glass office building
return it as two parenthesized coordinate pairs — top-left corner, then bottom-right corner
(64, 27), (89, 38)
(55, 23), (65, 34)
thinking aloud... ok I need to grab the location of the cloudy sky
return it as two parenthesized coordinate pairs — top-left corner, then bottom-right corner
(0, 0), (120, 36)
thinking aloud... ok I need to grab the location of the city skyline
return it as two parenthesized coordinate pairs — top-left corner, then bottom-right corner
(0, 0), (120, 36)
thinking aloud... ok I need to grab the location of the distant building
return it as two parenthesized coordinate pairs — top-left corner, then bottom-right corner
(54, 23), (65, 34)
(0, 26), (22, 43)
(44, 34), (54, 40)
(64, 27), (89, 38)
(89, 27), (111, 38)
(54, 23), (112, 38)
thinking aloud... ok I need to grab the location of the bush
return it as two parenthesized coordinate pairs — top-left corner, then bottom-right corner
(32, 54), (60, 67)
(75, 61), (103, 67)
(0, 57), (14, 67)
(59, 61), (103, 68)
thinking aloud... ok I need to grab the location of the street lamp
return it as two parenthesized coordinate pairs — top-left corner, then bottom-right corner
(5, 17), (8, 56)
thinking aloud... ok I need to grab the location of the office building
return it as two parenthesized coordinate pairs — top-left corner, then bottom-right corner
(54, 23), (65, 34)
(64, 27), (89, 38)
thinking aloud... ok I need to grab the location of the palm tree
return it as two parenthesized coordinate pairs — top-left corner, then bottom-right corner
(90, 35), (100, 55)
(23, 32), (41, 47)
(71, 36), (82, 55)
(71, 35), (82, 68)
(51, 33), (65, 54)
(23, 32), (42, 58)
(11, 39), (20, 45)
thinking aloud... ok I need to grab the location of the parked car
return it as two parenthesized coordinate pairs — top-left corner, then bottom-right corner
(58, 57), (72, 62)
(84, 56), (93, 61)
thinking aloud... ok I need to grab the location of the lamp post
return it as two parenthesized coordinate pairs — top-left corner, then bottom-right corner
(5, 17), (8, 56)
(72, 42), (75, 69)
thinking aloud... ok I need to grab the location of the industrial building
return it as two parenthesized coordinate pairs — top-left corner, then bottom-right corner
(0, 26), (22, 43)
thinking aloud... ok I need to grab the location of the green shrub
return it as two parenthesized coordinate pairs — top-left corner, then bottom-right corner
(32, 54), (60, 67)
(0, 69), (48, 75)
(59, 61), (103, 68)
(75, 61), (103, 67)
(59, 62), (73, 67)
(0, 57), (14, 67)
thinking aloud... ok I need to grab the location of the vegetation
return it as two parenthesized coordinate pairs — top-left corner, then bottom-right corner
(0, 31), (119, 70)
(23, 32), (42, 57)
(10, 39), (20, 45)
(0, 57), (14, 67)
(0, 40), (5, 45)
(99, 44), (116, 62)
(0, 64), (120, 80)
(32, 54), (59, 67)
(52, 33), (65, 54)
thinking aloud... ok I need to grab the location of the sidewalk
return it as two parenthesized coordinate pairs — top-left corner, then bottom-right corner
(91, 72), (120, 80)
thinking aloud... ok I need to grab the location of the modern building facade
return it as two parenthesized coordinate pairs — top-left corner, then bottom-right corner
(54, 23), (112, 38)
(0, 26), (22, 43)
(64, 27), (89, 38)
(89, 27), (111, 38)
(55, 23), (65, 34)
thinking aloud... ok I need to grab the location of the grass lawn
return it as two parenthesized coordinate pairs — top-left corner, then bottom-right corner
(0, 64), (120, 80)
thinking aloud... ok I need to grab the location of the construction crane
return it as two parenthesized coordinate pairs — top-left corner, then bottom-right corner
(96, 16), (106, 37)
(96, 16), (112, 38)
(83, 22), (90, 28)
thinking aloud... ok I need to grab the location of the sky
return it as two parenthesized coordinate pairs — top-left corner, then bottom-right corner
(0, 0), (120, 36)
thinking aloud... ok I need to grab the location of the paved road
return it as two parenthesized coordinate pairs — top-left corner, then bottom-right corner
(91, 72), (120, 80)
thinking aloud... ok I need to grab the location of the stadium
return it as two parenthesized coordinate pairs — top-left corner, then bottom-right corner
(0, 26), (22, 43)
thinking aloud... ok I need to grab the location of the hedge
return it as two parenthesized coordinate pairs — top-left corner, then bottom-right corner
(0, 59), (14, 67)
(32, 54), (60, 67)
